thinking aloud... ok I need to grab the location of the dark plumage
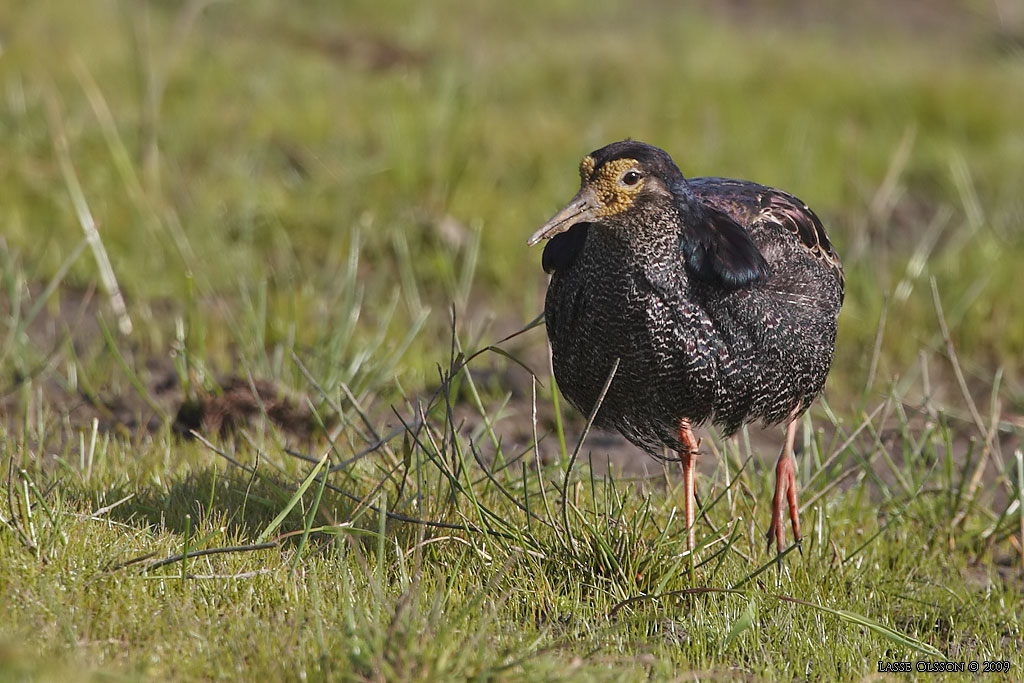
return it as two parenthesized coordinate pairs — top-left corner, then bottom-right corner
(529, 140), (844, 553)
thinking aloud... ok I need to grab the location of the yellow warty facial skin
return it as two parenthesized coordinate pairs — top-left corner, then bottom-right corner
(579, 157), (644, 217)
(578, 155), (596, 181)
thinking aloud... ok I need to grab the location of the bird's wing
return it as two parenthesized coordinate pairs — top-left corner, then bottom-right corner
(688, 177), (844, 287)
(674, 201), (772, 289)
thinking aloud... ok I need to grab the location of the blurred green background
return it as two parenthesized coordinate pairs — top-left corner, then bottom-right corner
(2, 0), (1023, 410)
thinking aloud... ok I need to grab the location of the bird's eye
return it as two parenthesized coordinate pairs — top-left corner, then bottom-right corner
(621, 171), (642, 186)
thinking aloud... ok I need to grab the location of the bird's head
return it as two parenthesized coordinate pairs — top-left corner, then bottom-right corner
(527, 140), (686, 246)
(528, 140), (772, 288)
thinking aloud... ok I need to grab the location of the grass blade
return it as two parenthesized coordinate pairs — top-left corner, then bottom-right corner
(257, 450), (330, 544)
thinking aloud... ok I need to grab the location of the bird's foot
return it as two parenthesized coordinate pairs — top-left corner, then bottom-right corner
(767, 446), (802, 558)
(766, 507), (785, 556)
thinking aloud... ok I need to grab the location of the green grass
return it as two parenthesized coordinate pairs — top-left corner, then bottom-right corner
(2, 335), (1021, 680)
(2, 0), (1023, 680)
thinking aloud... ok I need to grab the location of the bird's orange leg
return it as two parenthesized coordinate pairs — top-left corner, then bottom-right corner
(678, 420), (701, 551)
(767, 417), (801, 555)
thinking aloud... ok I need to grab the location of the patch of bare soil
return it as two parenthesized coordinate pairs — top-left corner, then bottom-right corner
(0, 285), (325, 447)
(173, 376), (323, 440)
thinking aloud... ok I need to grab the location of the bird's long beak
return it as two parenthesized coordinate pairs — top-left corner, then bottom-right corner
(527, 189), (598, 246)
